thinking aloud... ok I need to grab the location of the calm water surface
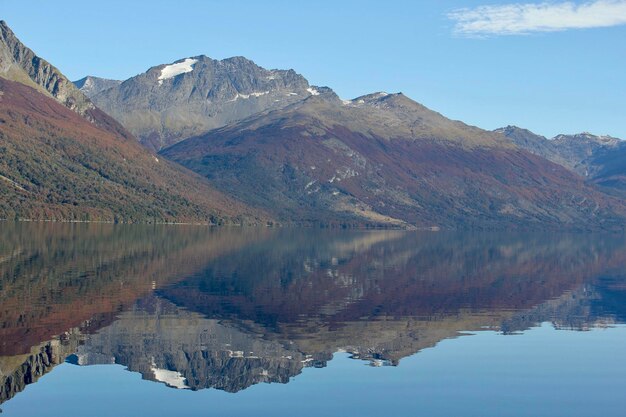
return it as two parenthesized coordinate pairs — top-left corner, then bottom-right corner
(0, 223), (625, 416)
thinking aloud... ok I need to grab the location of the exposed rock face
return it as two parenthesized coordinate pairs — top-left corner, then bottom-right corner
(87, 55), (316, 150)
(74, 76), (121, 97)
(0, 20), (94, 116)
(497, 126), (626, 195)
(162, 91), (626, 230)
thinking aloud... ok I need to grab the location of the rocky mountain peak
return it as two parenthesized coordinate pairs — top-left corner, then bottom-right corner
(346, 92), (431, 116)
(554, 132), (621, 147)
(87, 54), (319, 150)
(348, 91), (393, 105)
(74, 75), (121, 98)
(495, 125), (545, 138)
(302, 86), (339, 102)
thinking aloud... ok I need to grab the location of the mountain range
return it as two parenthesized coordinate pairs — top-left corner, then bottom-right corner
(497, 126), (626, 196)
(1, 20), (624, 229)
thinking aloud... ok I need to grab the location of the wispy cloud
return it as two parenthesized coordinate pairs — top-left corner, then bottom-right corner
(448, 0), (626, 36)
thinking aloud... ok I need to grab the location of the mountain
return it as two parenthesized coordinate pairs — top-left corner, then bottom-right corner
(497, 126), (626, 195)
(0, 20), (91, 115)
(162, 90), (626, 230)
(74, 75), (121, 97)
(85, 55), (318, 150)
(0, 22), (263, 223)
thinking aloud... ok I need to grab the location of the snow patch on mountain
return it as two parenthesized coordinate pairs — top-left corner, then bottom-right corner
(229, 91), (270, 101)
(158, 58), (198, 85)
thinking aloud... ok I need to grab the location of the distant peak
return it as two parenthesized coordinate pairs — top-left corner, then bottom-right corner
(348, 92), (421, 110)
(496, 125), (533, 134)
(223, 55), (254, 63)
(73, 76), (122, 96)
(303, 86), (339, 102)
(74, 75), (121, 84)
(553, 132), (621, 145)
(352, 91), (398, 102)
(165, 56), (200, 66)
(217, 56), (265, 69)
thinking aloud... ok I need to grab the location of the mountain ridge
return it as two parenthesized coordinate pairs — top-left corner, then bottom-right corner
(3, 19), (625, 229)
(83, 54), (322, 150)
(497, 125), (626, 196)
(162, 90), (626, 230)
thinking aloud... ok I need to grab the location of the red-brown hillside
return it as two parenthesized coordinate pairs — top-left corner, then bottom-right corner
(0, 78), (264, 223)
(162, 91), (626, 230)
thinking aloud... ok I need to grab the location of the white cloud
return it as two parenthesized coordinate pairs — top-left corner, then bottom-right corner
(448, 0), (626, 36)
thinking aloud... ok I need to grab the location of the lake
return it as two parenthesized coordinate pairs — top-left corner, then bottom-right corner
(0, 222), (625, 416)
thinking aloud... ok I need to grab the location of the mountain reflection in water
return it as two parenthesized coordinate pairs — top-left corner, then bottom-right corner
(1, 222), (626, 404)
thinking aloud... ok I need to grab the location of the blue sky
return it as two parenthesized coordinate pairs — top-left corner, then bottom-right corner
(2, 0), (625, 138)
